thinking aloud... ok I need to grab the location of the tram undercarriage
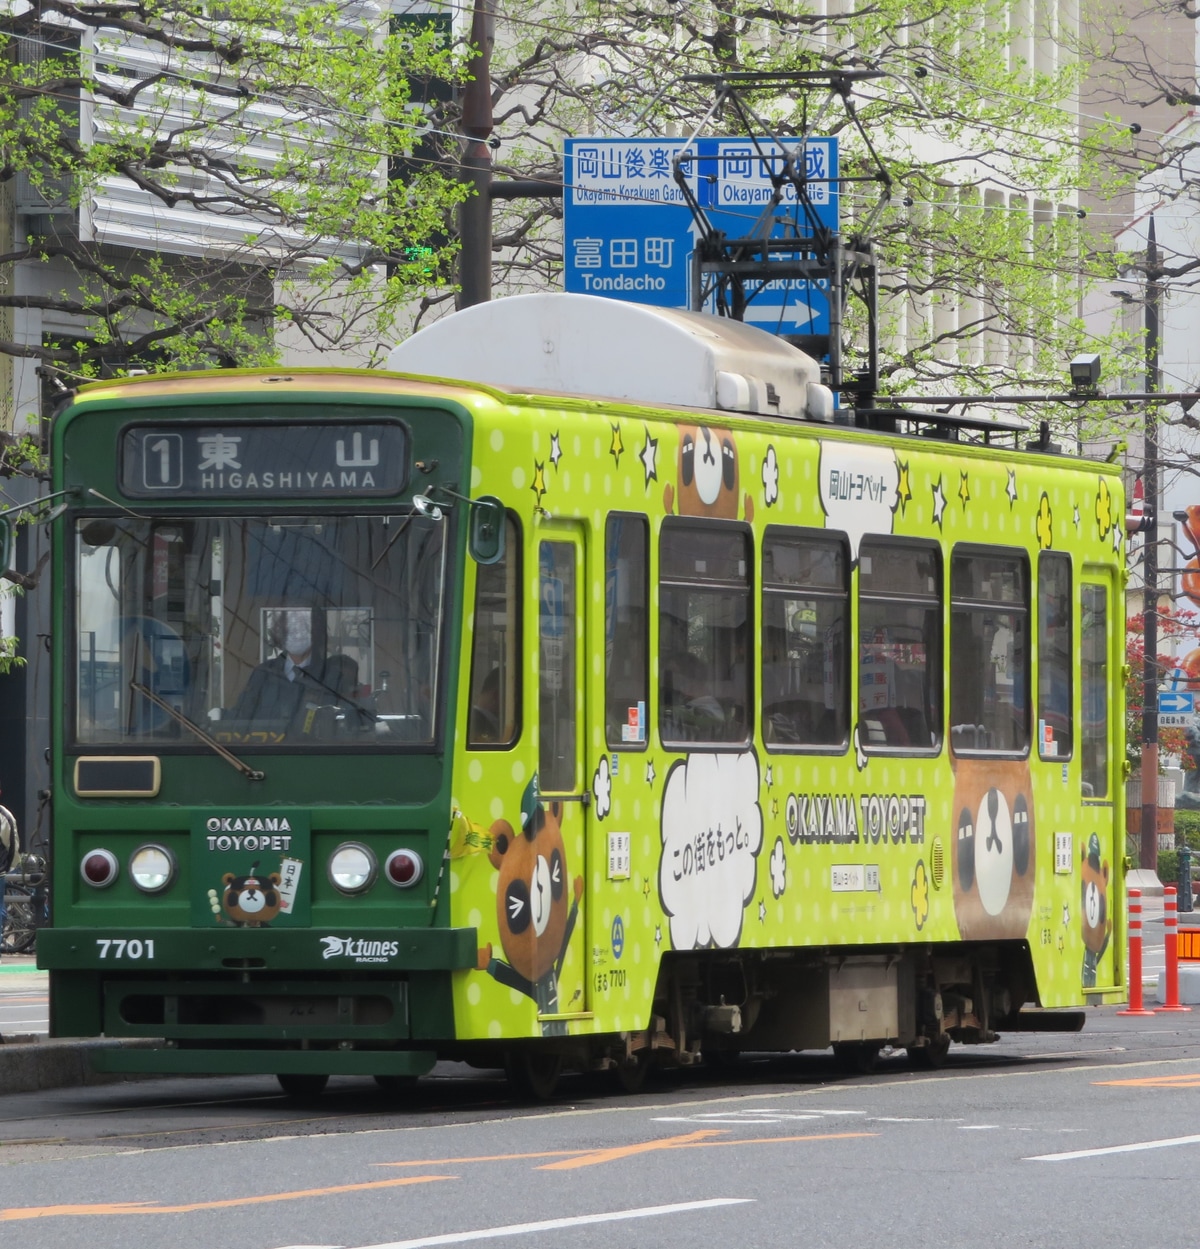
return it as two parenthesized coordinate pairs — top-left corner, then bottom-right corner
(495, 941), (1085, 1091)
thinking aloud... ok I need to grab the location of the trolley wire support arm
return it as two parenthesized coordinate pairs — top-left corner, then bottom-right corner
(670, 70), (890, 402)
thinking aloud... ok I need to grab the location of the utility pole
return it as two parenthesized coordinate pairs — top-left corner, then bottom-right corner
(457, 0), (494, 308)
(1141, 215), (1161, 876)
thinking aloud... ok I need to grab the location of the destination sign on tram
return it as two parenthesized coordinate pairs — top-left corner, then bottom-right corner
(120, 421), (409, 499)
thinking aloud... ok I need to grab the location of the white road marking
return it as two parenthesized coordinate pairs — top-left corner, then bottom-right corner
(958, 1125), (1002, 1130)
(869, 1117), (963, 1123)
(1028, 1134), (1200, 1162)
(353, 1199), (755, 1249)
(653, 1108), (864, 1125)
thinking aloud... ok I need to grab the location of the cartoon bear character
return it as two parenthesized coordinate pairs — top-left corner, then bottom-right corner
(950, 758), (1035, 940)
(1081, 832), (1111, 988)
(476, 775), (583, 1037)
(221, 865), (284, 927)
(664, 424), (753, 521)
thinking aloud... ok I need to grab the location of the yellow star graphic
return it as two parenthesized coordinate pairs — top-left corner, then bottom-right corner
(895, 460), (912, 516)
(958, 471), (970, 509)
(1095, 479), (1112, 538)
(610, 424), (624, 466)
(911, 860), (929, 931)
(531, 460), (547, 505)
(1036, 492), (1053, 550)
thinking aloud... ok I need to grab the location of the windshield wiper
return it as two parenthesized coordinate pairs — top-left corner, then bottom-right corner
(131, 681), (265, 782)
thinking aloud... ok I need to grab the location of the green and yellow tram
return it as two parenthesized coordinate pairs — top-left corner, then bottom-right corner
(37, 294), (1126, 1095)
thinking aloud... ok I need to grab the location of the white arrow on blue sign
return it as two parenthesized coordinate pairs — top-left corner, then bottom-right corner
(1158, 690), (1196, 715)
(563, 136), (838, 342)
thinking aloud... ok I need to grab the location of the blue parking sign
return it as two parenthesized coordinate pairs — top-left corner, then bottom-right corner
(564, 136), (838, 341)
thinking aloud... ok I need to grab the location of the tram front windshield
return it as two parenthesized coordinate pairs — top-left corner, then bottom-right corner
(73, 514), (446, 749)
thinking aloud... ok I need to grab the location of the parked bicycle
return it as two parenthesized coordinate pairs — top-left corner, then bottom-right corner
(1, 803), (45, 957)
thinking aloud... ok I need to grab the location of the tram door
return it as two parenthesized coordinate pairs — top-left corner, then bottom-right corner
(536, 529), (589, 1023)
(1080, 572), (1121, 993)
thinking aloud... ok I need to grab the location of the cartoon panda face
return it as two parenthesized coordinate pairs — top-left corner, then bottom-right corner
(950, 759), (1035, 940)
(503, 843), (564, 940)
(1080, 836), (1110, 956)
(677, 425), (739, 518)
(976, 787), (1010, 917)
(489, 801), (571, 983)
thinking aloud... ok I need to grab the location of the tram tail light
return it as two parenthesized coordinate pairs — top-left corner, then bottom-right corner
(384, 848), (424, 888)
(80, 848), (119, 888)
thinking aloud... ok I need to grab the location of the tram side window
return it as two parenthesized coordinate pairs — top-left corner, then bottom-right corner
(949, 547), (1029, 755)
(858, 540), (941, 752)
(467, 514), (521, 748)
(761, 528), (848, 751)
(539, 539), (577, 792)
(659, 521), (751, 747)
(605, 514), (649, 749)
(1081, 583), (1109, 798)
(1037, 553), (1073, 760)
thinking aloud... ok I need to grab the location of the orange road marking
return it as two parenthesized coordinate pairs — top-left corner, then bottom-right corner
(0, 1174), (455, 1221)
(538, 1129), (725, 1168)
(1096, 1074), (1200, 1088)
(379, 1129), (878, 1175)
(540, 1130), (876, 1168)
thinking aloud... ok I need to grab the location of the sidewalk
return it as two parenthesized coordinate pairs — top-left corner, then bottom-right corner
(0, 954), (40, 975)
(0, 955), (158, 1093)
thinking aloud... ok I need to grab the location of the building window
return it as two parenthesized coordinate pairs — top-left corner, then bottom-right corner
(762, 528), (848, 751)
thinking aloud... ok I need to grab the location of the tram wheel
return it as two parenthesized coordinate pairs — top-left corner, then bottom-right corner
(505, 1050), (563, 1101)
(612, 1051), (654, 1094)
(702, 1045), (742, 1070)
(374, 1074), (419, 1097)
(907, 1034), (951, 1070)
(833, 1042), (881, 1075)
(276, 1072), (330, 1098)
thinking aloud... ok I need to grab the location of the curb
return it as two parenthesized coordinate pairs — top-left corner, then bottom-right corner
(0, 1037), (162, 1095)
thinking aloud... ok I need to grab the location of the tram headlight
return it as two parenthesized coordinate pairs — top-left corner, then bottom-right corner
(384, 848), (424, 889)
(129, 843), (175, 894)
(80, 848), (119, 888)
(328, 842), (377, 894)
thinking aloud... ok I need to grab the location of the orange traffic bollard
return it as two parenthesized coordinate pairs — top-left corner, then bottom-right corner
(1118, 888), (1155, 1016)
(1157, 886), (1192, 1012)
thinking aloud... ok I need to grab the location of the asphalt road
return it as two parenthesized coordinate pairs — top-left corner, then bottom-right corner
(2, 1005), (1200, 1249)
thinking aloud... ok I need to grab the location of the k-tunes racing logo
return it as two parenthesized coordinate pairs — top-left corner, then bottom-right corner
(319, 935), (400, 964)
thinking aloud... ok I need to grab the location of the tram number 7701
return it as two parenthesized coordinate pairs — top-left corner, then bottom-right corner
(595, 969), (627, 993)
(95, 938), (156, 960)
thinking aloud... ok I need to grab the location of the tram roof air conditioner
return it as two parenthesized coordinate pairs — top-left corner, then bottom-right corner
(386, 293), (834, 423)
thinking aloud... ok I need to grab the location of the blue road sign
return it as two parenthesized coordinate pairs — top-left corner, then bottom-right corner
(563, 136), (838, 341)
(1158, 690), (1195, 716)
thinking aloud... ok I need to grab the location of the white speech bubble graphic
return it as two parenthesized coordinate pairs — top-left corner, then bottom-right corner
(659, 751), (763, 949)
(818, 442), (899, 562)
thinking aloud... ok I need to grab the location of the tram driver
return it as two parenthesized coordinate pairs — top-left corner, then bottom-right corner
(230, 608), (325, 724)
